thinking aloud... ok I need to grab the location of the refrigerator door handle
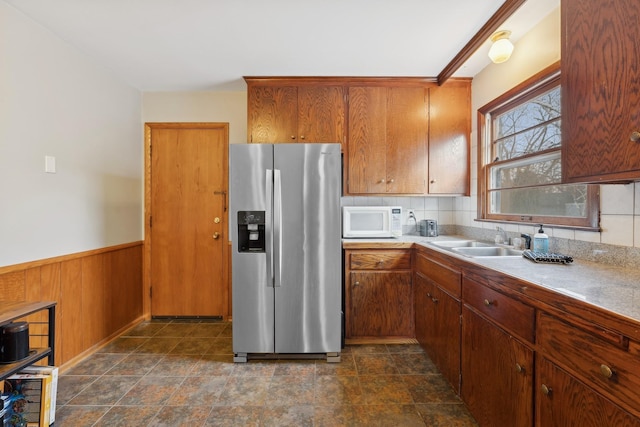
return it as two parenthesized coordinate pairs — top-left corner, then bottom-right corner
(273, 169), (282, 288)
(266, 169), (274, 286)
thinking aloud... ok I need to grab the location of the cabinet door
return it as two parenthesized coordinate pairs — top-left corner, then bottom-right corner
(349, 271), (413, 337)
(247, 86), (298, 143)
(461, 306), (533, 427)
(536, 357), (640, 427)
(562, 0), (640, 182)
(428, 81), (470, 195)
(414, 272), (437, 350)
(347, 86), (387, 194)
(297, 86), (345, 145)
(386, 87), (427, 194)
(415, 273), (461, 393)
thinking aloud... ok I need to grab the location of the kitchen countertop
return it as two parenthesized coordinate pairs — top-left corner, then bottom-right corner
(343, 234), (640, 332)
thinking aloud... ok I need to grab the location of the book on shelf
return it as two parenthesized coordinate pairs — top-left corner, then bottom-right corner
(19, 367), (57, 425)
(2, 369), (53, 427)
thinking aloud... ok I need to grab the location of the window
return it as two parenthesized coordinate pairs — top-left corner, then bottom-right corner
(478, 63), (599, 229)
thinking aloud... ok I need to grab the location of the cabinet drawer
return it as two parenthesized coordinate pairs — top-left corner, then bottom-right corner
(538, 312), (640, 417)
(463, 277), (534, 343)
(349, 250), (411, 270)
(414, 253), (461, 297)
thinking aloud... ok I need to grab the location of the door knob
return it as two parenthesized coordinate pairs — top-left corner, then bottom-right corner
(213, 232), (220, 239)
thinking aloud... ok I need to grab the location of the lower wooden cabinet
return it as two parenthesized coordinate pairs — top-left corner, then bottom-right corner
(345, 249), (413, 338)
(536, 357), (640, 427)
(461, 306), (534, 427)
(349, 271), (413, 337)
(415, 271), (461, 392)
(414, 248), (462, 392)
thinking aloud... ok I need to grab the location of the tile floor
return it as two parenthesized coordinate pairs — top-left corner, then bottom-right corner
(55, 319), (478, 426)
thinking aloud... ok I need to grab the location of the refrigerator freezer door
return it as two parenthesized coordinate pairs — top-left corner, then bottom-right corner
(230, 144), (275, 354)
(273, 143), (342, 354)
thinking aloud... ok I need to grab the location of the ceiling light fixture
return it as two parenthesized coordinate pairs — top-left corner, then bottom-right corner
(488, 30), (514, 64)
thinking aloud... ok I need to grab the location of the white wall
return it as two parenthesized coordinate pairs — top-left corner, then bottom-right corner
(142, 92), (247, 144)
(0, 4), (143, 266)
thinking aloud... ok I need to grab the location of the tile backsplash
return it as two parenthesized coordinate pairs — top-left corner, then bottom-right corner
(343, 182), (640, 268)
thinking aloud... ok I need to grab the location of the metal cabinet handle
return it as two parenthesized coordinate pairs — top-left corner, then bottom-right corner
(541, 384), (552, 396)
(515, 363), (524, 374)
(212, 232), (220, 239)
(630, 130), (640, 142)
(600, 364), (614, 379)
(381, 178), (386, 183)
(291, 135), (296, 139)
(389, 179), (394, 183)
(354, 281), (360, 287)
(431, 297), (439, 304)
(484, 299), (494, 306)
(300, 135), (305, 140)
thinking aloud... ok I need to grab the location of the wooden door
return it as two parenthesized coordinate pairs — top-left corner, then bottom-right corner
(428, 80), (470, 195)
(247, 86), (297, 143)
(297, 85), (345, 145)
(147, 123), (228, 317)
(386, 87), (427, 194)
(462, 306), (533, 427)
(348, 86), (387, 193)
(536, 357), (640, 427)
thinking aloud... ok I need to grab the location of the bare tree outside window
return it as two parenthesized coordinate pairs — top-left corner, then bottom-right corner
(479, 64), (598, 228)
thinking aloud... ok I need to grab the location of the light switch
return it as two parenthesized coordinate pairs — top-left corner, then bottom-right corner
(45, 156), (56, 173)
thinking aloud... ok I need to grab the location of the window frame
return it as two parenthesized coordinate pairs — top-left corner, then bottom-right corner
(477, 62), (599, 230)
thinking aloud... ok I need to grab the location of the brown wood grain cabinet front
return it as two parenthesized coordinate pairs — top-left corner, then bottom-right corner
(427, 80), (471, 195)
(347, 86), (427, 194)
(461, 276), (534, 427)
(413, 248), (462, 392)
(245, 77), (471, 195)
(536, 357), (640, 427)
(537, 311), (640, 421)
(245, 79), (346, 147)
(345, 249), (413, 339)
(561, 0), (640, 183)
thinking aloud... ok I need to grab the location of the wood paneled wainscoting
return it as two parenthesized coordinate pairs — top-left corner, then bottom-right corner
(0, 242), (143, 370)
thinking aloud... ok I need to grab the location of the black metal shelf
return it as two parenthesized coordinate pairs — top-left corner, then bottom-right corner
(0, 301), (56, 381)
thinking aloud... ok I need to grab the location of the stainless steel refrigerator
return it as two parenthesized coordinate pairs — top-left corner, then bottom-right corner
(229, 143), (342, 363)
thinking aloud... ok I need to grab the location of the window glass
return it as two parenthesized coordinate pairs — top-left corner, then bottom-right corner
(479, 65), (598, 229)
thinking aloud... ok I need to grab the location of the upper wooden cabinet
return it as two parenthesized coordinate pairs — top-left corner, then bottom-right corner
(561, 0), (640, 183)
(245, 78), (346, 146)
(245, 77), (471, 195)
(428, 80), (471, 195)
(348, 86), (428, 194)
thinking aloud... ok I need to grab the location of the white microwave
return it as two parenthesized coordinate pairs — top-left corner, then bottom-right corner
(342, 206), (403, 238)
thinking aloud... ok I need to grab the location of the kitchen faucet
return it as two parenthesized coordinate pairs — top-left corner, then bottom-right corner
(496, 226), (509, 245)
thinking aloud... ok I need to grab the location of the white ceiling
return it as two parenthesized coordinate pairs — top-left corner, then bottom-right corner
(3, 0), (559, 91)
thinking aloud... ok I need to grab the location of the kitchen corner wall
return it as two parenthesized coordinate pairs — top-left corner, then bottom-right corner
(459, 6), (640, 266)
(0, 3), (143, 267)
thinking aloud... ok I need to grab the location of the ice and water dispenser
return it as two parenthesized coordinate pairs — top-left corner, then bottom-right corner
(237, 211), (266, 252)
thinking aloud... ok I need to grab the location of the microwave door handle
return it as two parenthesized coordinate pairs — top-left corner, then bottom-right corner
(273, 169), (282, 288)
(266, 169), (274, 287)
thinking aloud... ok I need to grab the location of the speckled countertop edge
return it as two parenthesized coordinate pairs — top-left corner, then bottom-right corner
(343, 234), (640, 325)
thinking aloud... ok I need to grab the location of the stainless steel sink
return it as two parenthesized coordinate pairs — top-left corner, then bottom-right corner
(430, 240), (493, 248)
(452, 246), (523, 257)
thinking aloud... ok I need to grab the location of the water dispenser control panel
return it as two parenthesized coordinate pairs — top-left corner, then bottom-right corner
(237, 211), (266, 252)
